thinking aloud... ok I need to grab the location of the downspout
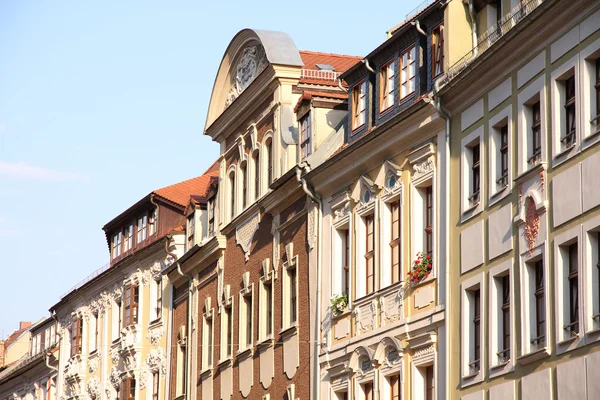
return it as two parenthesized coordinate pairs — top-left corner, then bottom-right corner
(167, 236), (194, 400)
(296, 163), (322, 400)
(337, 78), (348, 93)
(433, 78), (451, 400)
(361, 59), (375, 74)
(464, 0), (478, 56)
(150, 194), (160, 235)
(411, 19), (427, 37)
(47, 313), (61, 372)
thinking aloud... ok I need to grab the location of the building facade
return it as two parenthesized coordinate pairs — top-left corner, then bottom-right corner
(437, 0), (600, 398)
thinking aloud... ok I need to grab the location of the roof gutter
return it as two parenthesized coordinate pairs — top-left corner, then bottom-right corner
(361, 59), (375, 73)
(411, 19), (427, 36)
(337, 78), (347, 93)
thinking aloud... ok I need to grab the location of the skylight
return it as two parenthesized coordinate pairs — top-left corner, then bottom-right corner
(316, 64), (335, 71)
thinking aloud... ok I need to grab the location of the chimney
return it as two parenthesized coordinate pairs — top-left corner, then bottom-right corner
(19, 321), (31, 330)
(0, 340), (5, 367)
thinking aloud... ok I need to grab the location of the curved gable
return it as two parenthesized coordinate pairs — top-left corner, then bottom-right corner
(204, 29), (303, 130)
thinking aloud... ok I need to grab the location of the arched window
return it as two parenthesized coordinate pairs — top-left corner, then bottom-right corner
(240, 161), (248, 209)
(266, 138), (273, 185)
(229, 170), (236, 219)
(253, 151), (260, 201)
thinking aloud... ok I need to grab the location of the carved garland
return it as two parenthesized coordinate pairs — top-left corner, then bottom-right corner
(524, 196), (540, 256)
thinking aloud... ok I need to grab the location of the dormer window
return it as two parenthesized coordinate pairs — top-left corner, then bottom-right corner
(208, 198), (215, 237)
(380, 59), (397, 112)
(112, 232), (122, 259)
(124, 224), (133, 252)
(432, 25), (444, 78)
(137, 214), (148, 243)
(400, 46), (416, 99)
(187, 214), (195, 249)
(300, 112), (312, 159)
(352, 80), (367, 130)
(149, 209), (157, 236)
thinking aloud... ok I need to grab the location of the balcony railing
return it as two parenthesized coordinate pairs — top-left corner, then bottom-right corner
(437, 0), (545, 89)
(300, 69), (342, 82)
(61, 262), (110, 299)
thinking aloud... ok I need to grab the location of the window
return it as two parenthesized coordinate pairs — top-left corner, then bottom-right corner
(289, 266), (297, 325)
(352, 81), (367, 130)
(567, 243), (579, 335)
(70, 317), (82, 357)
(121, 377), (135, 400)
(300, 113), (312, 159)
(365, 214), (375, 294)
(529, 101), (542, 165)
(563, 75), (576, 149)
(241, 162), (248, 209)
(202, 308), (213, 370)
(124, 284), (139, 326)
(262, 279), (273, 338)
(253, 152), (260, 200)
(469, 143), (481, 204)
(91, 313), (99, 353)
(221, 302), (233, 360)
(426, 365), (434, 400)
(137, 214), (148, 243)
(152, 372), (159, 400)
(400, 46), (416, 99)
(208, 198), (215, 237)
(362, 382), (373, 400)
(245, 295), (252, 346)
(227, 305), (233, 357)
(155, 279), (162, 320)
(343, 229), (350, 295)
(390, 201), (401, 284)
(533, 260), (546, 348)
(149, 209), (157, 236)
(471, 289), (481, 373)
(240, 288), (253, 351)
(499, 125), (508, 187)
(390, 373), (401, 400)
(500, 275), (510, 363)
(425, 186), (433, 257)
(124, 224), (133, 252)
(112, 232), (122, 259)
(594, 58), (600, 127)
(380, 59), (396, 112)
(187, 214), (195, 249)
(266, 139), (273, 185)
(175, 341), (186, 397)
(432, 25), (444, 78)
(229, 171), (236, 219)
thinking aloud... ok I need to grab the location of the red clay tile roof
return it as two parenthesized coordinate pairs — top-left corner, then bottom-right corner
(299, 51), (362, 86)
(294, 90), (348, 113)
(153, 166), (219, 208)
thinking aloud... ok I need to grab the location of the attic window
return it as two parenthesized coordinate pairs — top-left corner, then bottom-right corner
(316, 64), (335, 71)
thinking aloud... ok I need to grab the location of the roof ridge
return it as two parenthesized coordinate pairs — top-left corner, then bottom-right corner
(299, 50), (362, 59)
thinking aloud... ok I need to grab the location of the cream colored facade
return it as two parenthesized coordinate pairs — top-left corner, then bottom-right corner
(439, 0), (600, 398)
(50, 234), (184, 400)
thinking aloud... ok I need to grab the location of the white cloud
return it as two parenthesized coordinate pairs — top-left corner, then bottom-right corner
(0, 160), (88, 182)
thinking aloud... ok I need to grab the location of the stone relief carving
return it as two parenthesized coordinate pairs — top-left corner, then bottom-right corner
(147, 325), (164, 345)
(86, 378), (100, 400)
(307, 202), (316, 250)
(123, 352), (139, 372)
(139, 348), (167, 387)
(225, 45), (268, 108)
(380, 289), (403, 322)
(272, 215), (280, 271)
(333, 203), (350, 225)
(88, 355), (99, 373)
(413, 345), (435, 362)
(524, 196), (540, 256)
(412, 156), (435, 181)
(354, 300), (378, 334)
(236, 212), (261, 261)
(109, 367), (121, 389)
(110, 344), (120, 364)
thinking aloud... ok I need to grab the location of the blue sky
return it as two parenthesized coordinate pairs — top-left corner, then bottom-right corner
(0, 0), (423, 337)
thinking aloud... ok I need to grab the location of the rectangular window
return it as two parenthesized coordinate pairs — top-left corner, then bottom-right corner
(426, 365), (435, 400)
(70, 317), (82, 357)
(289, 267), (297, 325)
(471, 289), (481, 373)
(566, 242), (579, 335)
(499, 125), (509, 187)
(594, 58), (600, 125)
(352, 81), (367, 130)
(363, 382), (373, 400)
(400, 46), (416, 99)
(365, 214), (375, 294)
(202, 311), (213, 370)
(380, 59), (396, 112)
(155, 280), (162, 320)
(529, 101), (542, 165)
(208, 198), (215, 236)
(121, 377), (135, 400)
(187, 214), (195, 249)
(500, 275), (510, 362)
(226, 305), (233, 358)
(425, 186), (433, 257)
(563, 75), (576, 149)
(300, 113), (312, 159)
(242, 163), (248, 209)
(265, 282), (272, 337)
(137, 214), (148, 244)
(390, 201), (401, 284)
(124, 284), (139, 326)
(267, 140), (273, 184)
(207, 316), (213, 367)
(245, 294), (252, 347)
(230, 173), (236, 219)
(152, 372), (159, 400)
(533, 260), (546, 348)
(148, 209), (156, 236)
(343, 229), (350, 295)
(112, 232), (122, 259)
(432, 24), (444, 78)
(254, 153), (260, 200)
(470, 144), (480, 204)
(93, 314), (99, 352)
(124, 224), (133, 252)
(390, 373), (401, 400)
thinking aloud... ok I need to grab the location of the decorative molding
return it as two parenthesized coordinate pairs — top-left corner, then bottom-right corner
(272, 215), (280, 270)
(109, 367), (121, 389)
(354, 300), (378, 334)
(524, 196), (540, 255)
(86, 378), (100, 400)
(235, 212), (261, 261)
(412, 156), (435, 182)
(147, 325), (164, 345)
(225, 44), (268, 109)
(110, 342), (120, 364)
(380, 288), (403, 322)
(413, 345), (435, 360)
(88, 354), (99, 373)
(307, 199), (316, 250)
(122, 351), (139, 372)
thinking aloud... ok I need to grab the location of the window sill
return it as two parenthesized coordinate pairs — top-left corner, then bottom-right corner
(236, 347), (253, 359)
(517, 347), (549, 365)
(217, 357), (232, 369)
(351, 124), (366, 136)
(88, 349), (98, 358)
(331, 308), (351, 321)
(199, 368), (212, 379)
(552, 143), (578, 168)
(489, 185), (510, 207)
(583, 126), (600, 143)
(279, 324), (298, 338)
(256, 336), (274, 349)
(461, 201), (482, 223)
(490, 360), (510, 371)
(557, 333), (579, 346)
(148, 319), (163, 330)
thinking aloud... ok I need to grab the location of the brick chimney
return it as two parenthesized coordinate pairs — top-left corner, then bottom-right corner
(19, 321), (31, 330)
(0, 340), (5, 367)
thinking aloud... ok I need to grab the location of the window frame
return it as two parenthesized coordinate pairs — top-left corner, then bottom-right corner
(390, 200), (401, 285)
(431, 24), (444, 79)
(299, 112), (312, 159)
(379, 58), (397, 113)
(137, 214), (148, 244)
(123, 284), (139, 327)
(399, 45), (416, 100)
(352, 80), (367, 131)
(121, 376), (135, 400)
(70, 317), (82, 357)
(365, 213), (375, 295)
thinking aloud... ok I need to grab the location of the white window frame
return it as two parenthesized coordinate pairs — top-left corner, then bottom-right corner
(355, 184), (376, 299)
(111, 297), (121, 342)
(580, 38), (600, 149)
(461, 126), (484, 219)
(584, 215), (600, 340)
(400, 45), (416, 100)
(259, 260), (275, 343)
(488, 106), (512, 204)
(238, 281), (254, 353)
(517, 75), (546, 175)
(89, 313), (98, 353)
(550, 54), (579, 165)
(124, 224), (133, 252)
(187, 213), (195, 250)
(380, 58), (397, 112)
(227, 165), (237, 222)
(488, 260), (514, 377)
(251, 149), (260, 201)
(460, 273), (484, 386)
(331, 193), (353, 304)
(352, 80), (367, 130)
(112, 232), (122, 259)
(201, 299), (214, 373)
(282, 251), (299, 331)
(261, 131), (274, 192)
(299, 111), (312, 159)
(149, 278), (162, 322)
(554, 225), (584, 354)
(219, 295), (234, 362)
(137, 214), (148, 243)
(380, 190), (403, 288)
(411, 344), (436, 400)
(519, 244), (550, 359)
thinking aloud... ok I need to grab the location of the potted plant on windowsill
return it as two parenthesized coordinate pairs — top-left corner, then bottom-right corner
(408, 252), (432, 285)
(330, 293), (349, 316)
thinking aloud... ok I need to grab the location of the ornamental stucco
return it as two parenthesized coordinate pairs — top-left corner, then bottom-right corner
(225, 44), (268, 108)
(235, 212), (261, 261)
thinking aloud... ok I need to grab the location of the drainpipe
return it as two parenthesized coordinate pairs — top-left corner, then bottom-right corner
(150, 194), (160, 235)
(464, 0), (478, 56)
(432, 78), (451, 400)
(361, 59), (375, 74)
(167, 236), (194, 400)
(337, 78), (348, 93)
(46, 313), (61, 372)
(295, 163), (322, 400)
(411, 19), (427, 37)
